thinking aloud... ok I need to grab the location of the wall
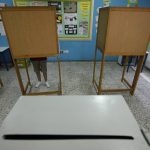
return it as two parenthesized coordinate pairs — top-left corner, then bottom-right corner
(0, 0), (13, 47)
(0, 0), (150, 61)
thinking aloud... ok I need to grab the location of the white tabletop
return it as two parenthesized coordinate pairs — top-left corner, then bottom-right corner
(0, 95), (149, 150)
(0, 47), (9, 52)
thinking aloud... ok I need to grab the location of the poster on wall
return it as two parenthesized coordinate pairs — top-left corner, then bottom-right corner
(29, 1), (48, 6)
(57, 14), (62, 24)
(57, 14), (63, 34)
(64, 13), (77, 35)
(48, 1), (63, 35)
(0, 2), (6, 35)
(103, 0), (111, 7)
(127, 0), (138, 7)
(64, 2), (78, 35)
(0, 22), (6, 36)
(79, 1), (90, 35)
(79, 21), (88, 35)
(128, 0), (138, 4)
(15, 1), (28, 6)
(0, 3), (6, 20)
(0, 3), (6, 7)
(14, 0), (93, 40)
(48, 1), (62, 13)
(64, 2), (77, 13)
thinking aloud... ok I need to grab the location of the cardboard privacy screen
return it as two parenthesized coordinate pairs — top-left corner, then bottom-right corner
(97, 7), (150, 56)
(1, 7), (58, 58)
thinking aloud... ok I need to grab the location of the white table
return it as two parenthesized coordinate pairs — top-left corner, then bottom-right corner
(0, 95), (149, 150)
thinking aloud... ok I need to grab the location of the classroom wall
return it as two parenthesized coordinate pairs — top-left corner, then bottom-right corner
(0, 0), (150, 61)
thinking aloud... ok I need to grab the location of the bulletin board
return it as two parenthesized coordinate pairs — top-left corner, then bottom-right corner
(127, 0), (138, 7)
(1, 7), (58, 58)
(13, 0), (93, 40)
(0, 3), (7, 36)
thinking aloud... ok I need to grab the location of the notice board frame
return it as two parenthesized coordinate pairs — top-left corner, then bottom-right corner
(13, 0), (94, 41)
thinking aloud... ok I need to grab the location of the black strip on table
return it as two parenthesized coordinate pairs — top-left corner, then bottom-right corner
(3, 134), (134, 140)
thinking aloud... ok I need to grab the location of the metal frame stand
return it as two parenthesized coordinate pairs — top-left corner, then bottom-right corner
(14, 56), (62, 95)
(93, 48), (144, 95)
(0, 78), (3, 87)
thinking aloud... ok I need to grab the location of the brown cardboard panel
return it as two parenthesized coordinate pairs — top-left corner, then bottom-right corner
(97, 7), (150, 56)
(97, 7), (109, 52)
(1, 7), (58, 58)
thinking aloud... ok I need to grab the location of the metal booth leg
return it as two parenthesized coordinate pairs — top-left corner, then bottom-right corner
(98, 53), (105, 95)
(57, 56), (62, 95)
(130, 56), (144, 95)
(121, 56), (128, 82)
(14, 59), (25, 95)
(24, 59), (32, 93)
(24, 59), (31, 86)
(0, 78), (3, 87)
(93, 47), (98, 83)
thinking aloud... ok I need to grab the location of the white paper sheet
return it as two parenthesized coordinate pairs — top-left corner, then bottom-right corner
(0, 22), (6, 36)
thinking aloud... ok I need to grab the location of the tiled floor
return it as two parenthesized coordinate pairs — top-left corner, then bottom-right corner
(0, 62), (150, 134)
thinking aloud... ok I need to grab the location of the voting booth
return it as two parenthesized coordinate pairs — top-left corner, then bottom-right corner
(93, 7), (150, 95)
(1, 7), (62, 95)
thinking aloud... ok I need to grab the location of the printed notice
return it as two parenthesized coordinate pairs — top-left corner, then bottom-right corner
(64, 13), (77, 35)
(0, 22), (6, 36)
(14, 0), (92, 39)
(103, 0), (111, 7)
